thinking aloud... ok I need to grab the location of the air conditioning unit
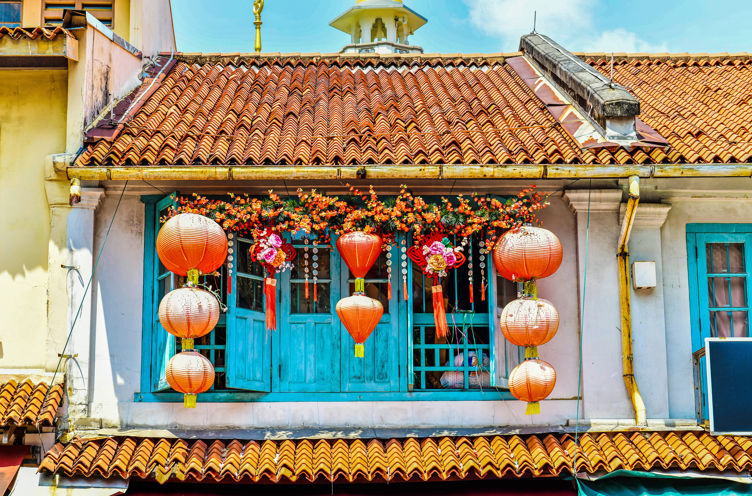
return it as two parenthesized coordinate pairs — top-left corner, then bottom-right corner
(705, 338), (752, 433)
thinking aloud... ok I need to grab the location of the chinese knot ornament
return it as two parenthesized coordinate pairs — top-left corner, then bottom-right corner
(407, 234), (465, 338)
(508, 359), (557, 415)
(336, 294), (383, 357)
(250, 231), (295, 331)
(156, 213), (228, 285)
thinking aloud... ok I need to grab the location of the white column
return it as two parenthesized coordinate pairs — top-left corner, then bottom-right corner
(621, 203), (672, 418)
(564, 190), (634, 419)
(385, 15), (398, 44)
(65, 188), (106, 421)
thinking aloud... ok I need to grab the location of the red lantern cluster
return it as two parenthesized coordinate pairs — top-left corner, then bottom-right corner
(336, 232), (384, 357)
(157, 213), (227, 408)
(494, 226), (562, 415)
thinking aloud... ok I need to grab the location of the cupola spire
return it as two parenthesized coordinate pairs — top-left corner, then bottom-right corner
(330, 0), (427, 54)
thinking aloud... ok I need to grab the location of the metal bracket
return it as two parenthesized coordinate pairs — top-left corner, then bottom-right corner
(58, 353), (78, 359)
(61, 265), (80, 270)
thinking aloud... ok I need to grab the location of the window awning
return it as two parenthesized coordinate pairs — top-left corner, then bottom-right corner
(0, 445), (30, 494)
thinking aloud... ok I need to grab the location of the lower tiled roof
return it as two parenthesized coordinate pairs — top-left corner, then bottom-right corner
(0, 379), (63, 427)
(40, 431), (752, 483)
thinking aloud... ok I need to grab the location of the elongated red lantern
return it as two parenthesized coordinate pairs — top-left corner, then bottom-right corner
(159, 287), (220, 349)
(157, 213), (228, 285)
(336, 295), (383, 357)
(337, 232), (382, 293)
(166, 351), (215, 408)
(493, 226), (562, 282)
(509, 359), (556, 415)
(500, 297), (559, 359)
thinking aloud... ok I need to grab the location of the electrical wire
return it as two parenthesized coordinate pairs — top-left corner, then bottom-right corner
(35, 181), (130, 454)
(572, 180), (592, 495)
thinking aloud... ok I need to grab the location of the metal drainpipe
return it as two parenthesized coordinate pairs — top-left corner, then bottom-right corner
(617, 175), (647, 425)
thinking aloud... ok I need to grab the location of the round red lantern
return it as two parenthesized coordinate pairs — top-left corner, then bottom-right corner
(166, 351), (215, 408)
(159, 288), (220, 348)
(500, 298), (559, 358)
(337, 232), (383, 292)
(336, 294), (383, 357)
(509, 359), (556, 415)
(493, 226), (562, 282)
(157, 213), (228, 284)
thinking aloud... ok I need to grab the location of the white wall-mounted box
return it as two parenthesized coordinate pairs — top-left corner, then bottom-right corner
(632, 261), (657, 289)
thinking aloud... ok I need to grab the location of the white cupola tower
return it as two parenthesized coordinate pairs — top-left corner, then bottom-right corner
(330, 0), (427, 54)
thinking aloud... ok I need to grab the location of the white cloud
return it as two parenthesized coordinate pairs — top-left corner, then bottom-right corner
(463, 0), (667, 53)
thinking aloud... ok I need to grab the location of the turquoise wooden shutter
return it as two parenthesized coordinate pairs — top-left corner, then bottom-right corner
(276, 237), (341, 392)
(151, 193), (178, 392)
(226, 236), (271, 392)
(341, 243), (400, 392)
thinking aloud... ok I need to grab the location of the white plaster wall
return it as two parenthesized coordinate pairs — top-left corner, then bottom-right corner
(131, 0), (176, 57)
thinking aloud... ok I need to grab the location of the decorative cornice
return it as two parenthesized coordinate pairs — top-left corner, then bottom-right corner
(563, 189), (623, 214)
(72, 188), (106, 210)
(619, 203), (672, 228)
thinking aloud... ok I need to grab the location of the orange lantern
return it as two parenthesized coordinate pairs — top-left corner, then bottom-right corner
(157, 213), (228, 285)
(493, 226), (562, 282)
(158, 288), (220, 349)
(166, 351), (215, 408)
(337, 232), (383, 293)
(500, 298), (559, 359)
(509, 359), (556, 415)
(336, 294), (383, 357)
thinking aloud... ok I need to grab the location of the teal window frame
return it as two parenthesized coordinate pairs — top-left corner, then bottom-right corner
(687, 224), (752, 423)
(139, 194), (517, 402)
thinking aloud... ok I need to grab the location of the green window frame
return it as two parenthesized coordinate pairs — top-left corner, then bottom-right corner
(139, 194), (519, 402)
(688, 224), (752, 424)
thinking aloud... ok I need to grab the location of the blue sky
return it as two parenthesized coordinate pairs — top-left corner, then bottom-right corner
(172, 0), (752, 55)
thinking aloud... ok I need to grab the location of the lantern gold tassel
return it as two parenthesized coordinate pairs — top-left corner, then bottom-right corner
(182, 338), (194, 350)
(184, 394), (197, 409)
(69, 178), (81, 206)
(524, 346), (539, 359)
(355, 344), (364, 357)
(525, 401), (541, 415)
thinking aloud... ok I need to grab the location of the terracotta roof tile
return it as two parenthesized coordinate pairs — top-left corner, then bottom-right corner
(76, 54), (666, 167)
(41, 432), (752, 484)
(0, 26), (73, 41)
(0, 379), (62, 427)
(588, 56), (752, 165)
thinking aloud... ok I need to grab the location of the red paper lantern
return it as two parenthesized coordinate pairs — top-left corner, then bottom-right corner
(500, 298), (559, 358)
(509, 359), (556, 415)
(493, 226), (562, 282)
(157, 213), (228, 283)
(337, 232), (383, 286)
(166, 351), (215, 408)
(336, 294), (383, 357)
(158, 288), (220, 347)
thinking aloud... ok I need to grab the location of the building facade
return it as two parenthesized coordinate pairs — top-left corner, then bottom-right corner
(3, 1), (752, 494)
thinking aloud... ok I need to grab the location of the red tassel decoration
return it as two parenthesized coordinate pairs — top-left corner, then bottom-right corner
(314, 281), (318, 301)
(264, 277), (277, 331)
(305, 279), (309, 299)
(432, 284), (449, 338)
(481, 283), (486, 301)
(388, 281), (392, 300)
(228, 274), (232, 295)
(469, 283), (474, 304)
(403, 279), (408, 301)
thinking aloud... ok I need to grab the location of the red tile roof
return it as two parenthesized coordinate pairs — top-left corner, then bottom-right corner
(40, 431), (752, 484)
(587, 55), (752, 164)
(0, 26), (73, 41)
(75, 54), (677, 168)
(0, 379), (63, 427)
